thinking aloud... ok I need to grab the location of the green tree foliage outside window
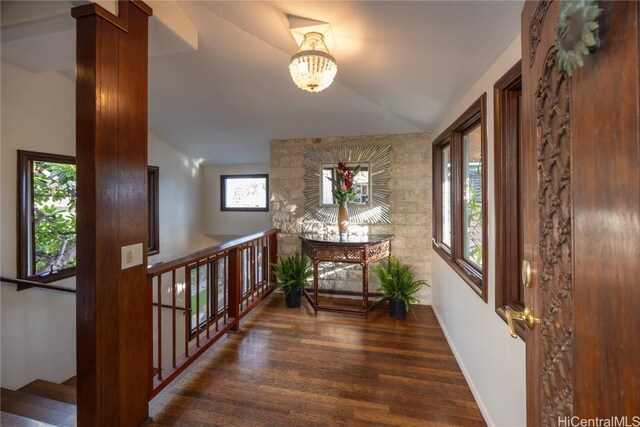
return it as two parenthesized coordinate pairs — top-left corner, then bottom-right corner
(32, 161), (77, 276)
(465, 176), (483, 266)
(20, 151), (159, 281)
(189, 260), (227, 335)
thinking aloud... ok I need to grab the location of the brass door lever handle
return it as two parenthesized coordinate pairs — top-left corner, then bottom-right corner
(505, 307), (540, 338)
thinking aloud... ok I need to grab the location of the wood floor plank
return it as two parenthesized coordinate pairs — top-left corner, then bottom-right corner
(300, 337), (455, 360)
(1, 411), (57, 427)
(0, 389), (76, 427)
(18, 380), (76, 405)
(150, 294), (485, 426)
(60, 378), (76, 388)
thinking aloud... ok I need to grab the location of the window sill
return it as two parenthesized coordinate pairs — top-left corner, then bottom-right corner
(432, 240), (451, 259)
(220, 208), (269, 212)
(432, 239), (487, 302)
(23, 268), (76, 284)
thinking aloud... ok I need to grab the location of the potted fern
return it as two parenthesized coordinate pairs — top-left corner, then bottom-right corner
(272, 252), (312, 308)
(373, 256), (428, 319)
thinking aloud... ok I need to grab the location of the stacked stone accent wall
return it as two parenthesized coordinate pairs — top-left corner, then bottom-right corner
(270, 133), (432, 304)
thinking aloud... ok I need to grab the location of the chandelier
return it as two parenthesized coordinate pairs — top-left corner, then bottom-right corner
(289, 32), (337, 93)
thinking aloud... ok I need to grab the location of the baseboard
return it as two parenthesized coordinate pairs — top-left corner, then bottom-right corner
(432, 305), (495, 427)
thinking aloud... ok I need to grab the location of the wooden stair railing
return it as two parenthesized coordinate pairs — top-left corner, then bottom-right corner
(0, 277), (186, 312)
(1, 228), (280, 401)
(146, 228), (279, 397)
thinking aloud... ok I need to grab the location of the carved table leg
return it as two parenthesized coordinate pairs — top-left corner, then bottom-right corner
(363, 262), (369, 309)
(313, 260), (319, 306)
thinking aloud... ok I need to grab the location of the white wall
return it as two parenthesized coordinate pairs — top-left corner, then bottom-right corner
(430, 36), (526, 427)
(201, 163), (271, 238)
(0, 61), (210, 388)
(148, 132), (216, 264)
(1, 62), (77, 389)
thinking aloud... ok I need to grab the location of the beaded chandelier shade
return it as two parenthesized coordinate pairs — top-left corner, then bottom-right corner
(289, 32), (337, 93)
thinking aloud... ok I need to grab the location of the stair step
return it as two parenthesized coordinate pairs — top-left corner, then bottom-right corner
(1, 411), (57, 426)
(0, 389), (76, 427)
(60, 377), (75, 388)
(18, 380), (76, 405)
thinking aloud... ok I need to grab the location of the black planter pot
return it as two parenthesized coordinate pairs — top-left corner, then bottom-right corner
(388, 298), (407, 320)
(285, 289), (302, 308)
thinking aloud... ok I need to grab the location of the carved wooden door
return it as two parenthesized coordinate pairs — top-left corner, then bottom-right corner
(520, 1), (639, 425)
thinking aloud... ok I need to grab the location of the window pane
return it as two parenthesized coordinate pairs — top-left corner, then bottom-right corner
(223, 176), (268, 209)
(190, 264), (208, 331)
(441, 145), (452, 247)
(21, 152), (160, 280)
(147, 166), (159, 254)
(322, 168), (335, 204)
(32, 161), (77, 276)
(218, 257), (226, 312)
(463, 125), (483, 267)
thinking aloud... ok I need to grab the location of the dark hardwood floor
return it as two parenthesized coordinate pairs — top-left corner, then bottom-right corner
(0, 295), (483, 426)
(150, 294), (485, 426)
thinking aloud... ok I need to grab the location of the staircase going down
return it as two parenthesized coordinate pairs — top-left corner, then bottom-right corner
(1, 377), (77, 427)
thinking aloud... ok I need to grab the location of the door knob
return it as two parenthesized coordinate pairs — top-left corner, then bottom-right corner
(505, 306), (540, 338)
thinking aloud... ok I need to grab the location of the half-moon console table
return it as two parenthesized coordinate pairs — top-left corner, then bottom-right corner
(299, 233), (394, 315)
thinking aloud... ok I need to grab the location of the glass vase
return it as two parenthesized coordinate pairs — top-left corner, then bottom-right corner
(338, 201), (349, 240)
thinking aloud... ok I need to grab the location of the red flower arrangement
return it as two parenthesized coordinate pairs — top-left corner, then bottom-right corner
(330, 161), (361, 203)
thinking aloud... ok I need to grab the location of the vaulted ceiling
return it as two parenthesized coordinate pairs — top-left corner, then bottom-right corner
(1, 1), (523, 164)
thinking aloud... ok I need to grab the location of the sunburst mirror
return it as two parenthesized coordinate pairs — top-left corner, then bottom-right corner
(303, 145), (391, 224)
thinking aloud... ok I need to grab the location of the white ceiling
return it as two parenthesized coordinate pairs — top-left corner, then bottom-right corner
(1, 1), (524, 165)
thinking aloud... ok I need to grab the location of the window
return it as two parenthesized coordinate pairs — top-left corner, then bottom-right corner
(441, 144), (452, 248)
(187, 256), (228, 338)
(321, 163), (370, 205)
(462, 124), (483, 267)
(148, 166), (160, 256)
(187, 245), (264, 337)
(220, 174), (269, 212)
(432, 94), (488, 301)
(18, 151), (77, 282)
(18, 150), (160, 282)
(494, 61), (525, 338)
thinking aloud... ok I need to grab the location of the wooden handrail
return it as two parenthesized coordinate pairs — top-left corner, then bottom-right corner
(153, 302), (186, 311)
(147, 228), (280, 277)
(3, 229), (279, 407)
(148, 227), (279, 398)
(0, 276), (77, 294)
(0, 278), (188, 311)
(1, 229), (279, 297)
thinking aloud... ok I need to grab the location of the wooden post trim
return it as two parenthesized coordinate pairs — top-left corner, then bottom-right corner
(73, 1), (152, 425)
(72, 1), (151, 32)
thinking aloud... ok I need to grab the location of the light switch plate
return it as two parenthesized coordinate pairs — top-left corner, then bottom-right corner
(121, 243), (143, 270)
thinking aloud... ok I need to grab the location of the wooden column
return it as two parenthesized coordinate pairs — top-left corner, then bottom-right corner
(72, 1), (152, 426)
